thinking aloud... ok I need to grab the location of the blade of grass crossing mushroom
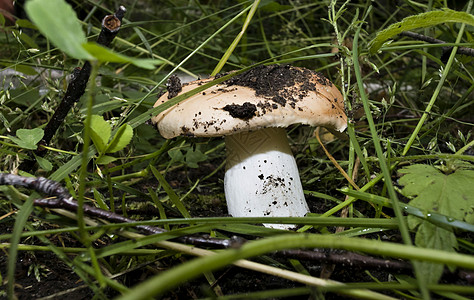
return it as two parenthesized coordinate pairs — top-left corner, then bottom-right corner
(121, 5), (254, 129)
(50, 68), (249, 184)
(352, 11), (430, 298)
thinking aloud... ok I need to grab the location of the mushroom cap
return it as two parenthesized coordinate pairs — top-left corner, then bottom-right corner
(152, 65), (347, 139)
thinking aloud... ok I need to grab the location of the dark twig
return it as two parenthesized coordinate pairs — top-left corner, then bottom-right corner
(400, 31), (474, 63)
(20, 6), (127, 172)
(0, 173), (240, 249)
(3, 172), (473, 277)
(279, 249), (411, 271)
(3, 173), (469, 275)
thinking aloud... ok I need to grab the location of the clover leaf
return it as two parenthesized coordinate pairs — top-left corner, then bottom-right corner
(9, 128), (44, 150)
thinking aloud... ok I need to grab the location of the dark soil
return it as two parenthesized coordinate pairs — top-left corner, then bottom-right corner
(222, 101), (257, 120)
(0, 222), (94, 300)
(166, 75), (182, 99)
(223, 64), (329, 113)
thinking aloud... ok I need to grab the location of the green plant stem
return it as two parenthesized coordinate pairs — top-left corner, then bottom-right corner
(7, 194), (34, 299)
(402, 1), (472, 155)
(321, 282), (474, 293)
(456, 139), (474, 155)
(352, 11), (430, 299)
(367, 154), (474, 163)
(115, 233), (474, 300)
(75, 60), (108, 288)
(340, 188), (474, 233)
(211, 0), (261, 76)
(77, 60), (99, 242)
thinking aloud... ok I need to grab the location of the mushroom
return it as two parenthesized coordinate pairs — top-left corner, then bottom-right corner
(152, 65), (347, 229)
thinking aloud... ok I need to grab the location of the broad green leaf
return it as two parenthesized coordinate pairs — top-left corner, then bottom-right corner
(34, 154), (53, 172)
(13, 64), (38, 76)
(400, 165), (474, 221)
(105, 123), (133, 153)
(15, 19), (38, 30)
(414, 222), (457, 284)
(399, 164), (474, 283)
(82, 42), (162, 70)
(369, 9), (474, 54)
(9, 128), (44, 150)
(96, 155), (117, 165)
(13, 30), (39, 49)
(89, 115), (111, 153)
(185, 148), (207, 168)
(25, 0), (93, 60)
(168, 149), (184, 164)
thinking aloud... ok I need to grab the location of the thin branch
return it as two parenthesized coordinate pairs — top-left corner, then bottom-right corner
(2, 173), (465, 274)
(0, 173), (239, 249)
(400, 31), (474, 62)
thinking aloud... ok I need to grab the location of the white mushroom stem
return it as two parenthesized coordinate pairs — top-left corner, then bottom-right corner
(224, 127), (309, 229)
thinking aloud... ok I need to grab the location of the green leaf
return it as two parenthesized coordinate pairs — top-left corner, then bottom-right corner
(34, 154), (53, 171)
(15, 19), (38, 30)
(369, 9), (474, 54)
(13, 29), (39, 49)
(13, 64), (38, 76)
(168, 149), (184, 164)
(9, 128), (44, 150)
(7, 194), (34, 298)
(105, 123), (133, 153)
(89, 115), (111, 153)
(185, 148), (207, 168)
(414, 222), (457, 284)
(82, 42), (162, 70)
(399, 164), (474, 283)
(96, 155), (117, 165)
(25, 0), (93, 60)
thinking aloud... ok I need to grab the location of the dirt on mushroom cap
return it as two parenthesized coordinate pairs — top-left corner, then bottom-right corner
(152, 65), (347, 139)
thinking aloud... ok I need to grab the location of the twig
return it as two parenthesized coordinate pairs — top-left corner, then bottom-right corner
(279, 249), (411, 271)
(314, 127), (359, 190)
(0, 173), (241, 249)
(0, 173), (454, 273)
(399, 31), (474, 62)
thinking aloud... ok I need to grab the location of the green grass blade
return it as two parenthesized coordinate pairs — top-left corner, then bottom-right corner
(352, 9), (430, 298)
(402, 10), (470, 155)
(7, 194), (34, 299)
(149, 165), (191, 218)
(211, 0), (261, 76)
(116, 234), (474, 300)
(340, 188), (474, 233)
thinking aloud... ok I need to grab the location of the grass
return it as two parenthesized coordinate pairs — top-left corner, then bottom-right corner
(0, 0), (473, 299)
